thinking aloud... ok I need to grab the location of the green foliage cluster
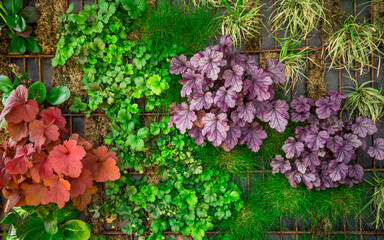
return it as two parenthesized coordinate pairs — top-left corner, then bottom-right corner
(104, 117), (243, 240)
(0, 0), (41, 53)
(2, 204), (91, 240)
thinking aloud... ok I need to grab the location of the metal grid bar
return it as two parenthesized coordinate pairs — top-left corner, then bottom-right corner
(1, 0), (383, 238)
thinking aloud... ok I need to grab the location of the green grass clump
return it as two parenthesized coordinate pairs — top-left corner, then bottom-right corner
(255, 120), (298, 162)
(363, 172), (384, 229)
(269, 0), (327, 39)
(196, 144), (260, 173)
(257, 174), (366, 236)
(343, 79), (384, 123)
(218, 193), (275, 240)
(142, 2), (218, 55)
(324, 7), (384, 74)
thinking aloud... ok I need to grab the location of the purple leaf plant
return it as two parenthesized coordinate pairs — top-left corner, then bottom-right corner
(169, 35), (288, 152)
(271, 91), (384, 191)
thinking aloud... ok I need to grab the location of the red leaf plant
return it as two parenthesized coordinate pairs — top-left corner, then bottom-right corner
(0, 85), (120, 213)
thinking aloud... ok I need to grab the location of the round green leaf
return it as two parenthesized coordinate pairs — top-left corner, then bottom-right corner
(46, 86), (70, 105)
(10, 36), (26, 53)
(44, 212), (58, 235)
(25, 37), (41, 53)
(28, 81), (46, 104)
(0, 75), (13, 93)
(62, 220), (91, 240)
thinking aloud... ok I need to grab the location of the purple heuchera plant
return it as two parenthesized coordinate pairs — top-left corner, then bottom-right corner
(271, 91), (384, 191)
(168, 35), (288, 152)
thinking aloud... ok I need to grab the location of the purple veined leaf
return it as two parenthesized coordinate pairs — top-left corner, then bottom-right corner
(305, 129), (329, 151)
(243, 69), (273, 101)
(252, 100), (271, 122)
(190, 92), (214, 111)
(222, 124), (241, 151)
(326, 135), (343, 153)
(295, 126), (307, 142)
(307, 114), (320, 125)
(169, 54), (190, 75)
(319, 174), (334, 190)
(214, 86), (237, 112)
(202, 78), (215, 91)
(240, 122), (267, 152)
(189, 125), (206, 145)
(343, 133), (362, 149)
(239, 55), (259, 75)
(265, 59), (286, 84)
(368, 138), (384, 160)
(328, 160), (348, 182)
(302, 172), (317, 190)
(318, 148), (327, 158)
(339, 176), (355, 188)
(190, 51), (205, 69)
(172, 102), (197, 134)
(291, 109), (311, 122)
(335, 142), (354, 163)
(302, 151), (320, 171)
(198, 48), (227, 80)
(285, 170), (302, 188)
(271, 155), (291, 174)
(344, 120), (353, 131)
(223, 65), (244, 92)
(315, 96), (339, 119)
(348, 164), (364, 180)
(266, 87), (276, 101)
(321, 116), (344, 135)
(290, 96), (314, 113)
(220, 34), (233, 48)
(328, 90), (348, 103)
(179, 69), (204, 97)
(295, 158), (307, 174)
(232, 102), (256, 124)
(352, 116), (378, 138)
(230, 110), (247, 127)
(264, 100), (289, 133)
(282, 137), (304, 159)
(202, 113), (229, 146)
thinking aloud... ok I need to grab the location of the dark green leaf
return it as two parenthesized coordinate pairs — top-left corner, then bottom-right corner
(44, 212), (58, 235)
(0, 75), (13, 92)
(10, 36), (26, 53)
(28, 81), (46, 104)
(3, 0), (23, 15)
(46, 86), (70, 105)
(25, 37), (41, 53)
(19, 6), (40, 23)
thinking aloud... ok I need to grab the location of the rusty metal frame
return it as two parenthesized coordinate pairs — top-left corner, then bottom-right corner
(1, 0), (384, 239)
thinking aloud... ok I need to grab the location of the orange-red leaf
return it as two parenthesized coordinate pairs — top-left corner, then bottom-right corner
(23, 182), (47, 206)
(8, 121), (28, 142)
(5, 144), (34, 174)
(71, 186), (98, 211)
(83, 146), (120, 182)
(69, 133), (93, 151)
(30, 152), (53, 182)
(43, 175), (70, 208)
(0, 85), (39, 124)
(29, 120), (60, 149)
(3, 188), (21, 214)
(40, 107), (66, 128)
(69, 169), (93, 197)
(47, 139), (86, 178)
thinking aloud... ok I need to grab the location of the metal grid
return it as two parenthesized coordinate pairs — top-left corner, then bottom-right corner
(1, 0), (384, 239)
